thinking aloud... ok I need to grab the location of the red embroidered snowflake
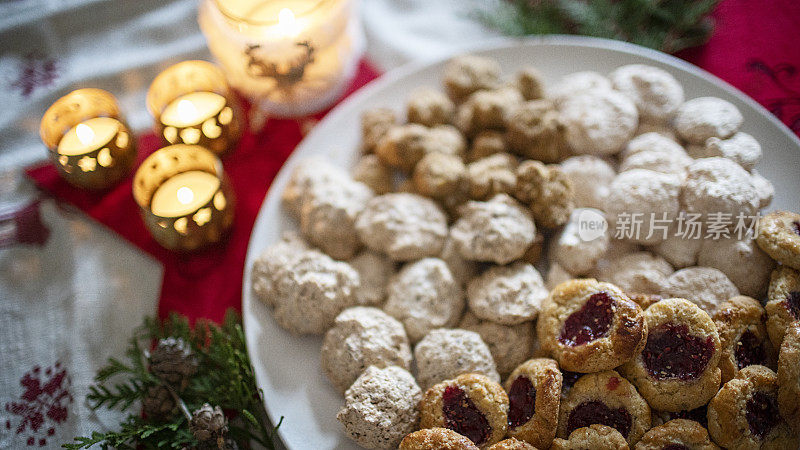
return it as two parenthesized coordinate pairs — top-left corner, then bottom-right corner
(4, 361), (73, 447)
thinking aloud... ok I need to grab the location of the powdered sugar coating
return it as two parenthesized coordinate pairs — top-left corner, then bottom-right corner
(560, 156), (616, 210)
(282, 158), (354, 217)
(604, 169), (682, 245)
(661, 266), (740, 314)
(459, 312), (534, 377)
(252, 245), (359, 335)
(251, 232), (309, 306)
(321, 307), (412, 393)
(414, 328), (499, 389)
(559, 89), (638, 155)
(610, 64), (684, 122)
(383, 258), (464, 343)
(682, 157), (760, 220)
(337, 365), (422, 449)
(619, 147), (692, 177)
(451, 194), (536, 264)
(348, 251), (394, 306)
(467, 262), (548, 325)
(356, 193), (448, 261)
(553, 208), (610, 275)
(750, 169), (775, 209)
(549, 71), (612, 104)
(674, 97), (743, 144)
(697, 236), (775, 298)
(439, 237), (478, 287)
(650, 232), (701, 269)
(701, 132), (762, 171)
(622, 132), (685, 160)
(594, 251), (674, 295)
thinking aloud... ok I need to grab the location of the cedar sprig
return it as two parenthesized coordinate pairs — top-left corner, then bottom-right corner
(477, 0), (720, 53)
(64, 310), (282, 449)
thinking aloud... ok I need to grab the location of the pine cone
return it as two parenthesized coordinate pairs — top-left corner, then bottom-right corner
(189, 403), (228, 447)
(142, 385), (175, 420)
(149, 337), (198, 390)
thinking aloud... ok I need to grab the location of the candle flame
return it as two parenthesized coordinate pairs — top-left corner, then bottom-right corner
(277, 8), (300, 36)
(176, 99), (199, 122)
(76, 123), (95, 146)
(177, 186), (194, 205)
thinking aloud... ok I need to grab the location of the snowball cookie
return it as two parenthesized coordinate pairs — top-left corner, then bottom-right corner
(697, 236), (775, 298)
(560, 156), (616, 210)
(558, 89), (638, 156)
(253, 246), (358, 335)
(621, 131), (685, 160)
(594, 251), (674, 296)
(251, 232), (309, 303)
(515, 66), (546, 101)
(384, 258), (464, 343)
(361, 107), (397, 153)
(609, 64), (684, 122)
(348, 250), (394, 306)
(282, 157), (352, 217)
(674, 97), (743, 144)
(455, 87), (524, 137)
(451, 194), (536, 265)
(604, 169), (682, 245)
(356, 193), (448, 261)
(619, 147), (692, 177)
(443, 54), (502, 102)
(649, 231), (701, 269)
(440, 236), (478, 287)
(352, 154), (393, 195)
(751, 169), (775, 209)
(337, 365), (422, 449)
(413, 152), (466, 199)
(635, 120), (678, 141)
(549, 71), (612, 104)
(682, 157), (760, 221)
(299, 175), (374, 260)
(467, 262), (548, 325)
(698, 132), (762, 171)
(661, 266), (739, 314)
(407, 87), (455, 126)
(553, 208), (610, 276)
(322, 307), (412, 393)
(459, 312), (534, 377)
(414, 328), (500, 390)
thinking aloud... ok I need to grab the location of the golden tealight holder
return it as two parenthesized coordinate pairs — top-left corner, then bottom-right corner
(40, 88), (137, 190)
(133, 144), (235, 251)
(147, 60), (242, 157)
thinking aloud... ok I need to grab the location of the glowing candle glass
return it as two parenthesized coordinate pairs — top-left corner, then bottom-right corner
(133, 144), (235, 251)
(198, 0), (364, 117)
(147, 61), (242, 156)
(40, 89), (137, 190)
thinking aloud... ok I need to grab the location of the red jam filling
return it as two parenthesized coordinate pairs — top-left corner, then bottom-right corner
(735, 329), (767, 369)
(561, 370), (582, 389)
(507, 376), (536, 429)
(559, 292), (615, 347)
(746, 391), (780, 439)
(442, 385), (491, 446)
(566, 401), (632, 438)
(786, 291), (800, 320)
(642, 323), (715, 381)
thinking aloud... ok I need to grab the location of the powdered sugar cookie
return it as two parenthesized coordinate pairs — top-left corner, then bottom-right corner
(682, 157), (760, 221)
(504, 358), (562, 448)
(559, 90), (638, 156)
(451, 194), (536, 264)
(413, 152), (466, 199)
(337, 365), (421, 449)
(701, 132), (762, 171)
(750, 169), (774, 209)
(697, 236), (775, 298)
(549, 71), (612, 104)
(466, 153), (517, 201)
(322, 307), (412, 393)
(251, 232), (309, 305)
(674, 97), (743, 144)
(375, 123), (432, 171)
(282, 157), (353, 217)
(352, 154), (393, 195)
(444, 55), (502, 102)
(384, 258), (463, 343)
(764, 265), (800, 348)
(440, 236), (478, 286)
(552, 424), (629, 450)
(619, 147), (691, 177)
(399, 428), (478, 450)
(407, 87), (455, 126)
(560, 155), (616, 210)
(635, 121), (678, 141)
(594, 251), (674, 296)
(712, 296), (776, 384)
(505, 100), (566, 163)
(609, 64), (684, 122)
(414, 329), (500, 390)
(459, 312), (534, 377)
(707, 365), (797, 449)
(777, 323), (800, 432)
(456, 87), (523, 137)
(661, 266), (739, 314)
(634, 419), (719, 450)
(515, 66), (546, 101)
(553, 208), (610, 276)
(361, 107), (397, 153)
(348, 250), (394, 306)
(468, 130), (506, 162)
(356, 193), (448, 261)
(467, 262), (548, 325)
(620, 298), (721, 412)
(604, 169), (682, 245)
(756, 210), (800, 270)
(419, 373), (509, 448)
(557, 370), (651, 445)
(650, 232), (701, 269)
(515, 160), (574, 229)
(538, 279), (646, 373)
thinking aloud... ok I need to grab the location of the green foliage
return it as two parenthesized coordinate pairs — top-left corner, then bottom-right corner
(477, 0), (720, 53)
(64, 311), (282, 449)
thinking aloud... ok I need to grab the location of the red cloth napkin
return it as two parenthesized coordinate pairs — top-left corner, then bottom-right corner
(26, 60), (379, 322)
(26, 1), (800, 323)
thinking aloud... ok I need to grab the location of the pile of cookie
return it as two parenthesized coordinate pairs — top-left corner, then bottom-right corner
(250, 53), (800, 449)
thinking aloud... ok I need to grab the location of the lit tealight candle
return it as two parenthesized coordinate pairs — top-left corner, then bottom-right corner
(40, 89), (136, 190)
(150, 171), (221, 218)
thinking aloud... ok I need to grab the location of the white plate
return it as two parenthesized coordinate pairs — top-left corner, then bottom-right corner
(242, 36), (800, 450)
